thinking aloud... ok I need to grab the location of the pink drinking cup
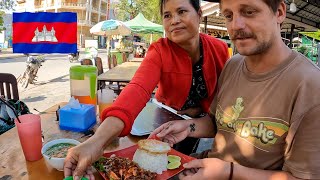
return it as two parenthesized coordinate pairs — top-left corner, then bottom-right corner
(15, 114), (43, 161)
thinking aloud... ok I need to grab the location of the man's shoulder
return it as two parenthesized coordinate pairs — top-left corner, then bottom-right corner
(225, 54), (244, 68)
(294, 51), (320, 70)
(291, 51), (320, 82)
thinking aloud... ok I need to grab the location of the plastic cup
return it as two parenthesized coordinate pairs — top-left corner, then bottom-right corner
(98, 88), (115, 119)
(15, 114), (42, 161)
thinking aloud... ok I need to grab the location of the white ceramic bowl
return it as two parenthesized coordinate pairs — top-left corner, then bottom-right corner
(41, 138), (80, 171)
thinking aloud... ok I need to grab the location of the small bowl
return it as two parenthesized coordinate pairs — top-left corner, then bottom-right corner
(41, 138), (80, 171)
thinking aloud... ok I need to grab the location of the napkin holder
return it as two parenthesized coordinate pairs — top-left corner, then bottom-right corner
(59, 103), (96, 132)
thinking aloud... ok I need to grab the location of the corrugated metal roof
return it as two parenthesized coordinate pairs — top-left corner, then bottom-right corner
(202, 0), (320, 32)
(283, 0), (320, 31)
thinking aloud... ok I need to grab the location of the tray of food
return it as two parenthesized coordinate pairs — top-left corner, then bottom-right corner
(93, 139), (195, 180)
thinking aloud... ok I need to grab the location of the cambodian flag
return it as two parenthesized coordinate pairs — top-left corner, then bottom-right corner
(13, 12), (77, 53)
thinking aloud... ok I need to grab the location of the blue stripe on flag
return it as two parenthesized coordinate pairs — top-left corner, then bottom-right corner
(13, 12), (77, 23)
(13, 43), (77, 53)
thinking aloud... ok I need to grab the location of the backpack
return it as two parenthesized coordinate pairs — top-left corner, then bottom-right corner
(0, 98), (31, 135)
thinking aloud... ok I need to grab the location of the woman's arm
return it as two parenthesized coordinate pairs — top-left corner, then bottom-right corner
(64, 117), (124, 178)
(188, 115), (216, 138)
(101, 44), (163, 136)
(150, 115), (216, 146)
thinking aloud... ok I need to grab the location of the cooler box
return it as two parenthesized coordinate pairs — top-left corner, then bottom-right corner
(59, 104), (96, 132)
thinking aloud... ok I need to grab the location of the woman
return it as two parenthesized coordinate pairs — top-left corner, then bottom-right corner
(64, 0), (229, 179)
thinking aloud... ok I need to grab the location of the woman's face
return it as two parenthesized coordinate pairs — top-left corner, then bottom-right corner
(162, 0), (201, 45)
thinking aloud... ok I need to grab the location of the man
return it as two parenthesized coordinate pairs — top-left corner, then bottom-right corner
(151, 0), (320, 179)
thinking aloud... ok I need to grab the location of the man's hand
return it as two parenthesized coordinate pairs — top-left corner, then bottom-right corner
(177, 107), (202, 118)
(64, 139), (103, 180)
(179, 158), (230, 180)
(149, 120), (191, 147)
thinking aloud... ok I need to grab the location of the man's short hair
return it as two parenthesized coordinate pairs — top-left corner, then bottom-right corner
(219, 0), (283, 14)
(263, 0), (283, 13)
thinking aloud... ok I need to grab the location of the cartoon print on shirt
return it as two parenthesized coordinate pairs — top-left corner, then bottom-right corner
(215, 97), (289, 152)
(232, 97), (244, 121)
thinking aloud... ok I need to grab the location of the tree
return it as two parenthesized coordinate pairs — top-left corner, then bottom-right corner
(113, 0), (163, 43)
(0, 0), (15, 33)
(114, 0), (161, 24)
(0, 0), (15, 11)
(0, 11), (5, 33)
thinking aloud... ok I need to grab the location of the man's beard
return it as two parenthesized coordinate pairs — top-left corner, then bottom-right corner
(241, 41), (272, 56)
(230, 30), (273, 56)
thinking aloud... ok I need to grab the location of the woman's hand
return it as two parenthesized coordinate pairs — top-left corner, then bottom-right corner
(177, 107), (202, 118)
(179, 158), (230, 180)
(149, 120), (191, 147)
(64, 116), (124, 180)
(64, 138), (104, 180)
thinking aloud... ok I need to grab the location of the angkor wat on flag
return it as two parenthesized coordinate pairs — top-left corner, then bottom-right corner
(13, 12), (77, 53)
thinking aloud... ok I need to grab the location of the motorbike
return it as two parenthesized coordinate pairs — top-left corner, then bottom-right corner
(68, 50), (80, 63)
(17, 55), (45, 88)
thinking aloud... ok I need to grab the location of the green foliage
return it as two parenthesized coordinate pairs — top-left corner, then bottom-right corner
(0, 0), (15, 11)
(0, 0), (14, 33)
(112, 0), (163, 43)
(114, 0), (162, 24)
(0, 11), (5, 33)
(297, 45), (309, 56)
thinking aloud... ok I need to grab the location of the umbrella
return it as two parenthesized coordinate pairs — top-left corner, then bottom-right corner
(90, 19), (131, 36)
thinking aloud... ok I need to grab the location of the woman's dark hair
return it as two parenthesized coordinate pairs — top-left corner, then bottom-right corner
(160, 0), (200, 15)
(219, 0), (282, 14)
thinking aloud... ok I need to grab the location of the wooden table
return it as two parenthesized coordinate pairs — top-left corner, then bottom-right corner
(129, 58), (144, 62)
(131, 101), (183, 135)
(0, 103), (142, 179)
(98, 62), (141, 83)
(0, 101), (183, 179)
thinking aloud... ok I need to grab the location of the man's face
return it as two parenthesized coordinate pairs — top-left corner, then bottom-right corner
(220, 0), (281, 56)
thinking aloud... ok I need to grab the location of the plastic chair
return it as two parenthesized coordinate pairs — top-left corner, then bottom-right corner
(95, 57), (106, 89)
(112, 54), (118, 67)
(80, 58), (105, 89)
(95, 57), (104, 76)
(0, 73), (19, 100)
(122, 52), (127, 63)
(80, 59), (93, 65)
(107, 54), (112, 70)
(80, 58), (103, 75)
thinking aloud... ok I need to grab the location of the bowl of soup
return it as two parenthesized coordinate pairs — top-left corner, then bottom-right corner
(41, 138), (80, 171)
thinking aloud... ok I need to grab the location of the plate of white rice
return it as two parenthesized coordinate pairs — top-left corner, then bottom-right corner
(98, 140), (195, 180)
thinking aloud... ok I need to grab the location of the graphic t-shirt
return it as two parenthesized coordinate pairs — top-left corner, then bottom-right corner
(208, 51), (320, 179)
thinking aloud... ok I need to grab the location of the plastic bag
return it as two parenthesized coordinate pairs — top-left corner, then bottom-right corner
(0, 98), (31, 134)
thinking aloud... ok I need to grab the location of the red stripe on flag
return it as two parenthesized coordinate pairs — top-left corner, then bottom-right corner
(13, 22), (77, 44)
